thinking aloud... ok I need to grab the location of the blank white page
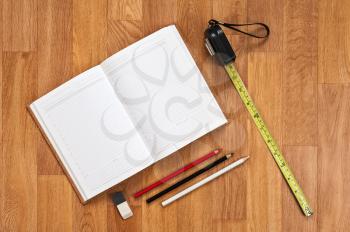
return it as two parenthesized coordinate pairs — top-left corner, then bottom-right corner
(30, 66), (152, 201)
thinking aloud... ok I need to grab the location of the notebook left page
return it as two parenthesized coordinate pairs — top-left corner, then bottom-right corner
(30, 66), (153, 202)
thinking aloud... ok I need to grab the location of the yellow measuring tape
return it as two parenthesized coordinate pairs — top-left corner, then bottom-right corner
(225, 63), (313, 217)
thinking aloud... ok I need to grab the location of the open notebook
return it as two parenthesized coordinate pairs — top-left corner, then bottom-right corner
(30, 25), (227, 202)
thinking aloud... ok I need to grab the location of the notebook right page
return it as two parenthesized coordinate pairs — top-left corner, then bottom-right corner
(101, 25), (227, 162)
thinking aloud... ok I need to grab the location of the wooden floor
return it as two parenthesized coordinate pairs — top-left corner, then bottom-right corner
(1, 0), (350, 231)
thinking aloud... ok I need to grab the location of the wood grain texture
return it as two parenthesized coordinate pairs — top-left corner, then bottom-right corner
(73, 0), (107, 72)
(318, 85), (350, 231)
(1, 0), (350, 231)
(2, 0), (37, 51)
(0, 2), (3, 230)
(73, 194), (107, 232)
(38, 175), (73, 232)
(2, 52), (37, 231)
(318, 0), (350, 84)
(282, 0), (318, 145)
(108, 0), (142, 21)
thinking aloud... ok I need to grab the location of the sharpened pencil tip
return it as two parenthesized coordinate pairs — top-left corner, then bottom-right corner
(226, 153), (232, 158)
(241, 156), (250, 162)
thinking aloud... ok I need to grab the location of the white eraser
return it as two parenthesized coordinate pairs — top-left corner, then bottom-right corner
(112, 192), (133, 220)
(117, 202), (133, 219)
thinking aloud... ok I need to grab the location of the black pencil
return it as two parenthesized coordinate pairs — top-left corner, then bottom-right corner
(146, 153), (233, 203)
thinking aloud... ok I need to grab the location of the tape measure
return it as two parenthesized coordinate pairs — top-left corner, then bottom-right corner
(225, 63), (313, 216)
(204, 19), (313, 216)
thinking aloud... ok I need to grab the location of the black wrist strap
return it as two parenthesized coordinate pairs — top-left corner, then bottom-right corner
(208, 19), (270, 39)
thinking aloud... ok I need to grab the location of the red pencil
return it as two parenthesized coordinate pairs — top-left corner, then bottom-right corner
(133, 148), (222, 198)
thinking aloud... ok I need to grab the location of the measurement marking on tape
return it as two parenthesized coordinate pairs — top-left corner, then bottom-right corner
(224, 62), (313, 217)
